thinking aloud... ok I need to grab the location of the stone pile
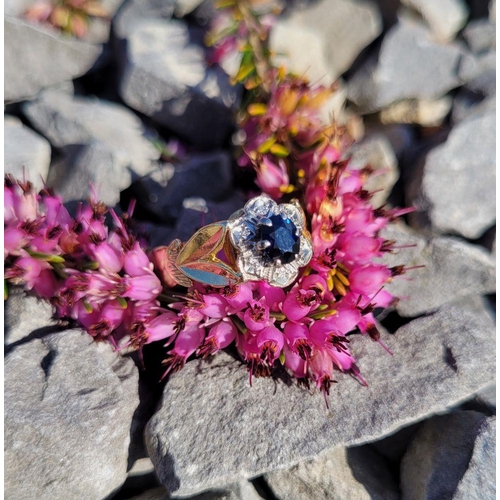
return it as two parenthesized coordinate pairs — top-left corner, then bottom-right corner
(4, 0), (496, 498)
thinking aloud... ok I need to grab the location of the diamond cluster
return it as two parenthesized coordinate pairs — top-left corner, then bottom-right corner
(228, 195), (313, 287)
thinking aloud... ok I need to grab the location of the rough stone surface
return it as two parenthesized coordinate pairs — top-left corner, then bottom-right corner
(173, 192), (246, 242)
(347, 20), (475, 112)
(463, 20), (496, 55)
(5, 17), (102, 102)
(133, 152), (234, 222)
(452, 90), (496, 124)
(118, 19), (239, 147)
(114, 0), (176, 40)
(407, 109), (495, 239)
(345, 133), (399, 206)
(381, 224), (496, 317)
(5, 328), (139, 500)
(4, 116), (51, 191)
(453, 417), (496, 500)
(270, 0), (382, 83)
(5, 287), (58, 346)
(23, 90), (159, 202)
(400, 412), (491, 500)
(146, 305), (494, 496)
(475, 384), (496, 410)
(401, 0), (469, 41)
(265, 445), (399, 500)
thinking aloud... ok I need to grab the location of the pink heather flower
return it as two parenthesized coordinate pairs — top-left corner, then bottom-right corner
(283, 321), (312, 360)
(254, 156), (290, 199)
(32, 269), (59, 299)
(5, 255), (49, 289)
(222, 283), (253, 312)
(162, 324), (206, 378)
(129, 310), (179, 350)
(282, 285), (321, 321)
(124, 242), (153, 276)
(257, 325), (284, 364)
(123, 272), (162, 301)
(89, 241), (124, 274)
(283, 343), (307, 379)
(349, 265), (391, 296)
(197, 319), (237, 358)
(200, 294), (229, 318)
(4, 227), (29, 257)
(258, 282), (285, 312)
(78, 299), (127, 341)
(243, 299), (271, 331)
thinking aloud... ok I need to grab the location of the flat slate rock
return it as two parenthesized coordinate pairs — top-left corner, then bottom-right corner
(265, 445), (399, 500)
(134, 151), (234, 222)
(407, 109), (495, 239)
(23, 90), (160, 203)
(5, 287), (58, 347)
(270, 0), (382, 83)
(453, 417), (496, 500)
(5, 17), (101, 102)
(145, 305), (495, 496)
(381, 224), (496, 317)
(347, 19), (474, 112)
(401, 0), (469, 42)
(4, 116), (51, 191)
(118, 18), (239, 148)
(400, 411), (492, 500)
(5, 328), (140, 500)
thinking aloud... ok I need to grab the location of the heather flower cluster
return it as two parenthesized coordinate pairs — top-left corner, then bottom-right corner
(4, 177), (175, 355)
(24, 0), (107, 38)
(4, 0), (414, 405)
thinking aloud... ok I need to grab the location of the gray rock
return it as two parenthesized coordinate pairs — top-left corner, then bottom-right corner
(475, 383), (496, 409)
(401, 0), (469, 42)
(5, 17), (102, 102)
(4, 116), (51, 191)
(5, 287), (57, 346)
(452, 90), (496, 123)
(174, 0), (206, 17)
(407, 109), (495, 239)
(454, 417), (496, 500)
(146, 305), (494, 496)
(23, 90), (159, 202)
(371, 422), (423, 463)
(118, 19), (239, 147)
(48, 142), (127, 205)
(465, 50), (496, 96)
(463, 20), (496, 55)
(173, 192), (246, 241)
(270, 0), (382, 83)
(400, 411), (489, 500)
(5, 328), (139, 500)
(134, 151), (234, 222)
(265, 445), (399, 500)
(381, 224), (496, 317)
(345, 133), (399, 207)
(347, 20), (474, 112)
(114, 0), (176, 40)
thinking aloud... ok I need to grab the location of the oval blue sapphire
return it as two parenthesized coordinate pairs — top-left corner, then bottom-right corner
(254, 214), (300, 265)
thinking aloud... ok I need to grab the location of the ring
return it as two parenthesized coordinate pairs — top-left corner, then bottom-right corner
(163, 195), (313, 288)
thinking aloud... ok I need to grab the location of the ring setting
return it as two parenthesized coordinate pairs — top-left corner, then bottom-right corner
(164, 195), (313, 288)
(227, 195), (313, 287)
